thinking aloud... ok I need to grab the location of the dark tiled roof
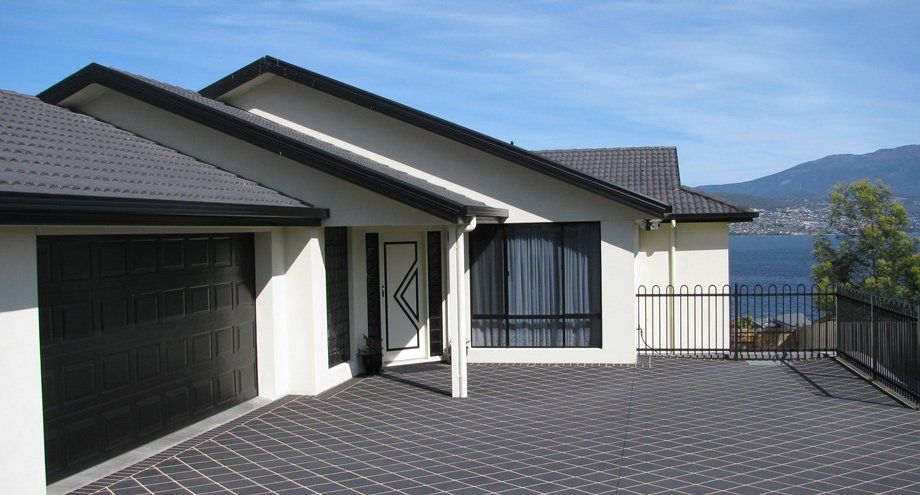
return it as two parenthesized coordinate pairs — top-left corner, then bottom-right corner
(0, 89), (308, 207)
(107, 68), (492, 211)
(534, 147), (755, 219)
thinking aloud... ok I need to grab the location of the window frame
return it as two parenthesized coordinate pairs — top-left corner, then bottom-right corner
(470, 222), (603, 348)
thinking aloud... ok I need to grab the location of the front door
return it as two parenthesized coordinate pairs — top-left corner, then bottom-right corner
(380, 233), (427, 362)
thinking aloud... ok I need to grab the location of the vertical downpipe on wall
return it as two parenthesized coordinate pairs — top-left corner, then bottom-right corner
(456, 217), (477, 398)
(669, 220), (677, 349)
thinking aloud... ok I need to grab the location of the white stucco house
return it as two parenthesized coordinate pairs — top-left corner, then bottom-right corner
(0, 56), (756, 492)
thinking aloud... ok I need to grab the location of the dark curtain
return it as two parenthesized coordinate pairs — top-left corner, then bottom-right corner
(469, 223), (602, 348)
(563, 224), (602, 347)
(471, 225), (506, 347)
(507, 224), (562, 346)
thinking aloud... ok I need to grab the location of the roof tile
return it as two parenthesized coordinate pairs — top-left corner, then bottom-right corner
(534, 147), (753, 217)
(0, 89), (308, 207)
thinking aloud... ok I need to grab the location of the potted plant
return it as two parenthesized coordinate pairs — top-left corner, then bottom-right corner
(440, 343), (451, 364)
(357, 335), (383, 375)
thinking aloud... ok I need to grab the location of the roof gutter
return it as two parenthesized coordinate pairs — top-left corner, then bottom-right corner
(664, 212), (760, 223)
(0, 192), (329, 226)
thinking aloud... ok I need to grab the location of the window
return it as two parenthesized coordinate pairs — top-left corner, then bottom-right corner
(427, 231), (444, 356)
(470, 223), (601, 348)
(325, 227), (351, 366)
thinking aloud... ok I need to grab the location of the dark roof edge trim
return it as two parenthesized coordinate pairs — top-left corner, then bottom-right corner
(38, 64), (492, 223)
(201, 57), (670, 216)
(0, 192), (328, 226)
(664, 212), (759, 223)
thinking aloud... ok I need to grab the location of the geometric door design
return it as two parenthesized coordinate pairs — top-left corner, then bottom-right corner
(380, 232), (431, 365)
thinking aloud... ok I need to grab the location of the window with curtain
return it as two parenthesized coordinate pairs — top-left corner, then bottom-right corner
(470, 223), (601, 348)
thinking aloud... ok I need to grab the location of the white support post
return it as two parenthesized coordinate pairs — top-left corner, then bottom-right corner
(456, 226), (469, 398)
(446, 226), (462, 397)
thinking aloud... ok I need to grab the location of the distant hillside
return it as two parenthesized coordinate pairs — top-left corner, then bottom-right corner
(699, 145), (920, 202)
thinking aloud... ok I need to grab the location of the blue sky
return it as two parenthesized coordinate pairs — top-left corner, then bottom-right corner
(1, 1), (918, 185)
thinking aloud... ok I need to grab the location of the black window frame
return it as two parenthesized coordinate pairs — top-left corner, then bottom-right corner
(470, 222), (603, 348)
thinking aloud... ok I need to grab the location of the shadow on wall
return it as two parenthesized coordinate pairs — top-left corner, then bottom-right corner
(0, 229), (38, 314)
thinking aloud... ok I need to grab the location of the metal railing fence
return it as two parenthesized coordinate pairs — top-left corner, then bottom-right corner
(636, 284), (918, 403)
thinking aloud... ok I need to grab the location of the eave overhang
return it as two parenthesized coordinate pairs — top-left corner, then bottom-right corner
(0, 192), (329, 226)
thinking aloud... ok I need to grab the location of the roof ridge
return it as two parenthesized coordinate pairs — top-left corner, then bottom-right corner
(0, 89), (38, 99)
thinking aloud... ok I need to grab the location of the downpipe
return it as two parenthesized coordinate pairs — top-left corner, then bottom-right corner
(669, 220), (677, 350)
(455, 217), (477, 398)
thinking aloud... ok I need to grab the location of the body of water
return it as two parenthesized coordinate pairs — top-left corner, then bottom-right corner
(729, 235), (816, 289)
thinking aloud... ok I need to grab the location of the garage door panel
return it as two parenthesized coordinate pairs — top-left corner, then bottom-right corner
(135, 343), (162, 382)
(98, 240), (127, 278)
(101, 350), (131, 392)
(40, 233), (258, 482)
(102, 405), (132, 450)
(165, 386), (191, 425)
(100, 297), (130, 333)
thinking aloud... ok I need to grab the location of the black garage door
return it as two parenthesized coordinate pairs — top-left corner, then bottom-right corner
(39, 234), (258, 482)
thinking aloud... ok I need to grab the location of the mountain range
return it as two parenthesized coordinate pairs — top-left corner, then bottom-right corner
(698, 145), (920, 207)
(696, 145), (919, 235)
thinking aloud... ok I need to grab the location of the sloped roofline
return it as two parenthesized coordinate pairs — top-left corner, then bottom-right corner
(37, 63), (508, 223)
(200, 56), (670, 216)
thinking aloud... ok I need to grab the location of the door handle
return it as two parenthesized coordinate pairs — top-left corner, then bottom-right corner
(381, 285), (386, 298)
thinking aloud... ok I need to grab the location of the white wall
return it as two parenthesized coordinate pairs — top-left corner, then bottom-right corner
(254, 227), (355, 397)
(634, 222), (731, 351)
(635, 222), (730, 290)
(0, 227), (45, 494)
(674, 223), (730, 290)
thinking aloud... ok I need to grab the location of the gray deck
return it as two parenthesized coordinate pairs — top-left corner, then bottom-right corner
(76, 359), (920, 494)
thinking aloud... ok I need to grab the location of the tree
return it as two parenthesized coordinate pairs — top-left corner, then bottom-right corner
(811, 179), (920, 303)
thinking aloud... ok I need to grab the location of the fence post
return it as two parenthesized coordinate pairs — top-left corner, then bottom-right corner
(832, 286), (838, 357)
(870, 295), (877, 380)
(733, 284), (739, 360)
